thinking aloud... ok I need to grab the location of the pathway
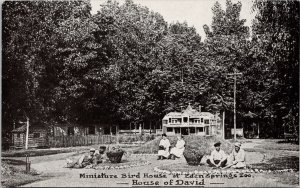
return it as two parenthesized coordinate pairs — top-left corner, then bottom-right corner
(22, 140), (295, 187)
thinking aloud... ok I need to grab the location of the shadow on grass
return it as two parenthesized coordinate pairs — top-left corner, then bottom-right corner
(3, 149), (74, 157)
(251, 156), (299, 171)
(253, 155), (300, 186)
(2, 158), (27, 166)
(277, 140), (299, 144)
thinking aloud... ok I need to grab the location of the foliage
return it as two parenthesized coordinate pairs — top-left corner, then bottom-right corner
(2, 0), (299, 140)
(1, 161), (42, 187)
(183, 136), (233, 165)
(132, 136), (177, 154)
(251, 0), (299, 138)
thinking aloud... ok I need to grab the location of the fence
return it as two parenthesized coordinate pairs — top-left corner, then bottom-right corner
(47, 134), (156, 148)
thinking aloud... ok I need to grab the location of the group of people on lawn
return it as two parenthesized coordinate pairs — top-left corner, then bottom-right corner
(66, 146), (107, 168)
(157, 133), (246, 169)
(66, 133), (246, 169)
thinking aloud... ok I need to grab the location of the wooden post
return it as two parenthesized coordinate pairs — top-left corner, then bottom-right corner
(234, 72), (236, 141)
(150, 121), (152, 134)
(222, 111), (225, 139)
(227, 69), (242, 141)
(257, 122), (259, 138)
(116, 125), (119, 144)
(25, 117), (29, 150)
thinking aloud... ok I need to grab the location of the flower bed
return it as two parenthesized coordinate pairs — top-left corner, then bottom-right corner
(106, 146), (125, 163)
(154, 165), (297, 175)
(91, 161), (151, 170)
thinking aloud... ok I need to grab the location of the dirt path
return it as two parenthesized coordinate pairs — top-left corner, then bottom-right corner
(21, 140), (296, 187)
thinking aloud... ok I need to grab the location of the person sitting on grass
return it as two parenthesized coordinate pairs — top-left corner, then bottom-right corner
(66, 148), (99, 168)
(96, 146), (107, 163)
(207, 141), (227, 168)
(169, 135), (185, 160)
(157, 133), (170, 160)
(223, 142), (246, 169)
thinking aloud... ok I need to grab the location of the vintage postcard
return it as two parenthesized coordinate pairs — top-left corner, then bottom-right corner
(1, 0), (299, 187)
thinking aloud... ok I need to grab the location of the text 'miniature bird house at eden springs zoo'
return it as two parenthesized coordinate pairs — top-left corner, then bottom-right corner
(162, 104), (222, 136)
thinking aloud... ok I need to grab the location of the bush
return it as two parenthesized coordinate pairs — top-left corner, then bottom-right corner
(117, 134), (156, 144)
(183, 135), (233, 165)
(132, 136), (175, 154)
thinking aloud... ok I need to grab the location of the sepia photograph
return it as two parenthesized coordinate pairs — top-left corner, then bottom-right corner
(1, 0), (299, 187)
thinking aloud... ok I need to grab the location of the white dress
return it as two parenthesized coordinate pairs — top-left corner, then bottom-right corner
(170, 139), (185, 157)
(158, 139), (170, 158)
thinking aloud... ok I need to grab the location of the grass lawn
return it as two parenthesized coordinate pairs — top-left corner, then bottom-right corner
(158, 139), (299, 186)
(248, 146), (299, 186)
(1, 159), (49, 187)
(254, 139), (299, 151)
(160, 163), (212, 172)
(2, 143), (140, 157)
(2, 144), (142, 187)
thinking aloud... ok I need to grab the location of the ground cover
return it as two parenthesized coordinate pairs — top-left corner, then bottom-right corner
(158, 139), (299, 186)
(1, 159), (48, 187)
(254, 139), (299, 151)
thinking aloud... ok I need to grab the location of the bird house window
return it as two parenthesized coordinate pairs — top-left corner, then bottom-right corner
(190, 127), (196, 133)
(183, 117), (188, 122)
(197, 127), (204, 132)
(174, 128), (180, 134)
(194, 119), (200, 124)
(171, 119), (178, 124)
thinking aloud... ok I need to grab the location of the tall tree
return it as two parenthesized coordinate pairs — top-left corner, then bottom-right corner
(2, 0), (92, 132)
(251, 0), (299, 137)
(203, 0), (250, 117)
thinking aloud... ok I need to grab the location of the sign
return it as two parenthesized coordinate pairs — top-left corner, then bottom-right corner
(231, 128), (243, 136)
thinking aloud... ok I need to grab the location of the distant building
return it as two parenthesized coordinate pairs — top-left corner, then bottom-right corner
(162, 104), (222, 136)
(11, 125), (49, 149)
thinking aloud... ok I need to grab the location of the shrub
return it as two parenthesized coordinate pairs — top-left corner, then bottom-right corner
(183, 135), (233, 165)
(133, 136), (177, 154)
